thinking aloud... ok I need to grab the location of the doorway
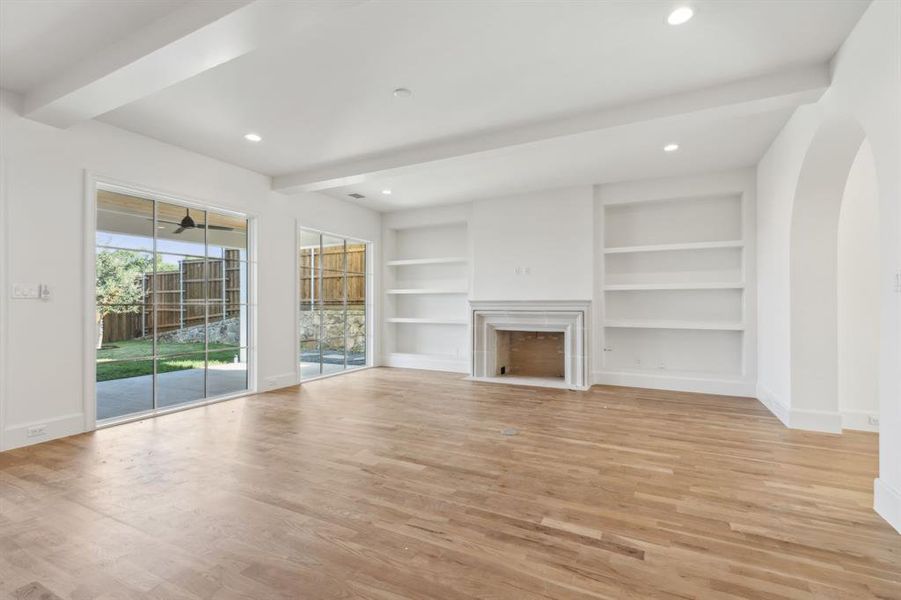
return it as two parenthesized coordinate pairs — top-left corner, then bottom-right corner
(94, 184), (252, 422)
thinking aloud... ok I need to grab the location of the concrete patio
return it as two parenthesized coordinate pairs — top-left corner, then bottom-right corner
(96, 363), (248, 420)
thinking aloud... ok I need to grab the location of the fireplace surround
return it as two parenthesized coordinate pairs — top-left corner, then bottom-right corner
(469, 300), (591, 390)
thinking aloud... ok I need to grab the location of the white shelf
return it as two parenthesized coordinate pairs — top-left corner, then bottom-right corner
(604, 319), (745, 331)
(387, 318), (468, 325)
(604, 282), (744, 291)
(386, 288), (468, 295)
(387, 257), (467, 267)
(604, 240), (743, 254)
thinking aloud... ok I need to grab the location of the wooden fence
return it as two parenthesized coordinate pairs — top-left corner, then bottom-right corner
(299, 244), (366, 305)
(102, 249), (244, 343)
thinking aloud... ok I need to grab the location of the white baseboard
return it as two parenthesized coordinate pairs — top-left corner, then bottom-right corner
(385, 353), (468, 373)
(875, 478), (901, 535)
(261, 371), (299, 391)
(841, 410), (879, 432)
(756, 384), (790, 427)
(3, 413), (86, 451)
(788, 408), (843, 433)
(593, 370), (755, 397)
(754, 385), (843, 433)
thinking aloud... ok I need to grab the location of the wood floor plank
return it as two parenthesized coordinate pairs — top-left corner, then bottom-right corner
(1, 368), (898, 599)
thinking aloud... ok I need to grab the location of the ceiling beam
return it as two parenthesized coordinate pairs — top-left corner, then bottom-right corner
(272, 64), (829, 194)
(24, 0), (363, 128)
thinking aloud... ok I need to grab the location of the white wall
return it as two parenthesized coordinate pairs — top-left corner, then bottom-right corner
(0, 90), (380, 450)
(470, 186), (594, 301)
(755, 0), (900, 532)
(837, 140), (880, 431)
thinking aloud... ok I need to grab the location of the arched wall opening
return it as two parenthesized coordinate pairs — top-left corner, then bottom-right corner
(837, 140), (881, 431)
(789, 117), (869, 432)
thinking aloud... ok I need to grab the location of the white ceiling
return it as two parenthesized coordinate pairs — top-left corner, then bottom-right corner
(322, 105), (796, 211)
(0, 0), (869, 211)
(0, 0), (188, 93)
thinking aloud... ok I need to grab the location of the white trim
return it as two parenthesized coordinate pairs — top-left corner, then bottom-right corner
(787, 408), (843, 434)
(595, 370), (755, 397)
(4, 413), (85, 451)
(841, 410), (879, 432)
(755, 384), (843, 433)
(756, 384), (790, 427)
(85, 173), (258, 436)
(83, 172), (98, 431)
(0, 158), (7, 451)
(874, 478), (901, 535)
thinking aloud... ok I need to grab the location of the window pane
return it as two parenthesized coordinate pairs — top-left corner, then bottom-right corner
(157, 352), (206, 409)
(321, 236), (345, 272)
(96, 190), (154, 252)
(300, 341), (321, 379)
(156, 304), (206, 356)
(321, 337), (346, 375)
(347, 304), (366, 368)
(96, 249), (153, 306)
(346, 272), (365, 306)
(299, 267), (318, 304)
(300, 306), (320, 342)
(346, 242), (366, 274)
(320, 271), (345, 306)
(157, 203), (206, 257)
(208, 303), (246, 347)
(207, 212), (248, 260)
(220, 259), (248, 305)
(207, 347), (248, 397)
(96, 358), (153, 420)
(97, 305), (151, 358)
(299, 230), (321, 270)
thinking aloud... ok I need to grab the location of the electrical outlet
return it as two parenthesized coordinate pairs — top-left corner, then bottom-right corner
(634, 357), (641, 366)
(264, 377), (278, 389)
(657, 362), (666, 370)
(867, 415), (880, 427)
(26, 424), (47, 438)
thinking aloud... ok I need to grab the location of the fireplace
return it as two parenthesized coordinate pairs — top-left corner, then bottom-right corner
(469, 300), (591, 390)
(495, 331), (565, 378)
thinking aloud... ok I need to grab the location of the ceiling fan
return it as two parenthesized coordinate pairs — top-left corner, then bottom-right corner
(168, 209), (235, 234)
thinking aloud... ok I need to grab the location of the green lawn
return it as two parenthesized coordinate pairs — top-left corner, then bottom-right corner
(96, 339), (241, 381)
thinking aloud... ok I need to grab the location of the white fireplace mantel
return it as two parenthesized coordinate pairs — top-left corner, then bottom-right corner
(469, 300), (591, 390)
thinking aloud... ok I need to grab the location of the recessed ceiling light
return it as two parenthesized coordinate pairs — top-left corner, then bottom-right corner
(244, 133), (262, 142)
(381, 189), (392, 195)
(393, 88), (412, 98)
(667, 6), (694, 25)
(664, 143), (680, 152)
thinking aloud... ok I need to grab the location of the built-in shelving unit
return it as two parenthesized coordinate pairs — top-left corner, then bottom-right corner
(382, 214), (470, 373)
(597, 184), (754, 395)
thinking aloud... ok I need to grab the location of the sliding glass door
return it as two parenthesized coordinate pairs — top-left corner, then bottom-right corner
(95, 186), (251, 422)
(299, 228), (368, 379)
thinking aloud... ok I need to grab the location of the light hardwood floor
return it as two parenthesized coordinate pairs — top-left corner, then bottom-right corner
(1, 368), (899, 599)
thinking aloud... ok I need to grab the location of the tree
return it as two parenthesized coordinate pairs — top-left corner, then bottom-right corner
(96, 250), (152, 348)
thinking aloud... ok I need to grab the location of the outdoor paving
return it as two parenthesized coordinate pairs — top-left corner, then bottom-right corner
(96, 364), (248, 421)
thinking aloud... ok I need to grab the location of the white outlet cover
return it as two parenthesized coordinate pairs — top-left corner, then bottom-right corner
(12, 283), (40, 299)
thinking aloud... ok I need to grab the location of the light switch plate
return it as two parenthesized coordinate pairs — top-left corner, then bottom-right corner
(12, 283), (40, 299)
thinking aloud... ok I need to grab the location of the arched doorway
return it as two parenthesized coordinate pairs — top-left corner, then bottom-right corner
(837, 140), (881, 430)
(788, 117), (871, 430)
